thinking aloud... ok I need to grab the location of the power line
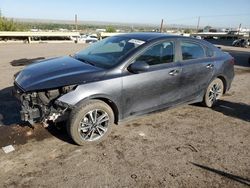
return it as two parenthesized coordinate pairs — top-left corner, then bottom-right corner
(200, 13), (250, 18)
(166, 13), (250, 22)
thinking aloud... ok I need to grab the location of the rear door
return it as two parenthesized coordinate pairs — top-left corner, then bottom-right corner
(178, 40), (215, 101)
(121, 40), (183, 118)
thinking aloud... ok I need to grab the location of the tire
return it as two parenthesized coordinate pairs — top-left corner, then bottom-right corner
(203, 78), (224, 108)
(67, 100), (114, 145)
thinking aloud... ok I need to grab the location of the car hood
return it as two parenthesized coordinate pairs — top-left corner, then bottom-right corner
(15, 56), (104, 91)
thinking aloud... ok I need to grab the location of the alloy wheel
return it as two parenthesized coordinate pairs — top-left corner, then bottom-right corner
(208, 83), (223, 103)
(78, 109), (109, 141)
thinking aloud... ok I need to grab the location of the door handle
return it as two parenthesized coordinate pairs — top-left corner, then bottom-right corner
(169, 69), (179, 76)
(206, 64), (214, 69)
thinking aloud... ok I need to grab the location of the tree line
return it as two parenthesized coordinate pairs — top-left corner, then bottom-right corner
(0, 15), (20, 31)
(0, 12), (117, 32)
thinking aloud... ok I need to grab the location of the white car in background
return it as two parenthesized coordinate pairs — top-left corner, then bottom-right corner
(79, 34), (98, 43)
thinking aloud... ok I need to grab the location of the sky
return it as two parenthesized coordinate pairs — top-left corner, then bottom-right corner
(0, 0), (250, 28)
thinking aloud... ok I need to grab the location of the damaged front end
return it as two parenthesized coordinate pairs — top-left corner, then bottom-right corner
(13, 83), (76, 126)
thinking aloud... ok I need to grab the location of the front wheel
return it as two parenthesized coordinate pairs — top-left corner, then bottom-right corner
(203, 78), (224, 107)
(67, 100), (114, 145)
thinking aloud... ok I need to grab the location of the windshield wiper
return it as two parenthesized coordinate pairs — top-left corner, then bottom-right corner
(73, 55), (96, 66)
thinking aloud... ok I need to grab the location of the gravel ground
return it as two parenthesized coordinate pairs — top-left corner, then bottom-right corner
(0, 43), (249, 188)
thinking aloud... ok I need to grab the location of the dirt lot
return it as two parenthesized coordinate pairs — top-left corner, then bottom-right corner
(0, 43), (249, 188)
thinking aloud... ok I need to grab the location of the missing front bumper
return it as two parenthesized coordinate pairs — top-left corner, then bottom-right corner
(20, 108), (41, 124)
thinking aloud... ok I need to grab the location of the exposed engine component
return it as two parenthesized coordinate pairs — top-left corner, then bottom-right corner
(14, 84), (77, 125)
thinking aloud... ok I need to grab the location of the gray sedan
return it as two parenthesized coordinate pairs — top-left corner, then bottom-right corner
(14, 33), (234, 145)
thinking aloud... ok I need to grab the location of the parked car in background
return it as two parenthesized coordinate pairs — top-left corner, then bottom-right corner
(13, 33), (234, 145)
(232, 38), (249, 48)
(79, 34), (98, 43)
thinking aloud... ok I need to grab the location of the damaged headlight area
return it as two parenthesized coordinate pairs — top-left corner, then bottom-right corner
(14, 84), (77, 126)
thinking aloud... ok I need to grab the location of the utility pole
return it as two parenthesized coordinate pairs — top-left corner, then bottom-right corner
(160, 19), (164, 33)
(196, 16), (200, 32)
(75, 14), (78, 31)
(238, 23), (241, 35)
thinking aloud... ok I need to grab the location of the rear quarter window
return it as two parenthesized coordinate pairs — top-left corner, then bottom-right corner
(205, 46), (214, 57)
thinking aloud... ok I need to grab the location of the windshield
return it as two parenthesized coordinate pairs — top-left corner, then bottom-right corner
(75, 36), (145, 68)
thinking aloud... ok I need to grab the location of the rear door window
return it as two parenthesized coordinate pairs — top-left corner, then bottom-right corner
(181, 42), (205, 60)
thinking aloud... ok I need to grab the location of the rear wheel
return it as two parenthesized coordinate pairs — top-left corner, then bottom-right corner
(203, 78), (224, 107)
(67, 100), (114, 145)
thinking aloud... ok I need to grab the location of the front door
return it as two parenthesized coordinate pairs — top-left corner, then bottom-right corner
(121, 40), (182, 118)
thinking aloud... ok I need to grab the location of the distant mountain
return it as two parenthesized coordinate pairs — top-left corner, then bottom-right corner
(11, 17), (156, 27)
(10, 17), (197, 29)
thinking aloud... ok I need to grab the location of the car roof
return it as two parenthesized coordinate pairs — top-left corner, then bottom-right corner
(116, 32), (186, 42)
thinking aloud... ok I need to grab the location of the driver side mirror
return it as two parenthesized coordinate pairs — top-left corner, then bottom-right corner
(128, 61), (149, 73)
